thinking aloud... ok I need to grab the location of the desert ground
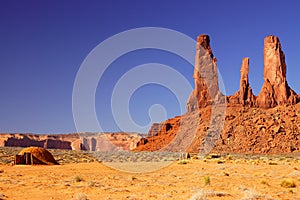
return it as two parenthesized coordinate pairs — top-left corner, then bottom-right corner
(0, 148), (299, 200)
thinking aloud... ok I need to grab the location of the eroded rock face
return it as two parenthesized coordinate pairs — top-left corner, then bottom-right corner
(135, 34), (300, 154)
(136, 104), (300, 154)
(228, 58), (255, 106)
(134, 116), (181, 151)
(0, 133), (142, 151)
(212, 104), (300, 154)
(187, 34), (221, 112)
(256, 35), (298, 108)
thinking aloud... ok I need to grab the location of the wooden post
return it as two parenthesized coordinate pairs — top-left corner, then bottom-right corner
(30, 154), (34, 165)
(24, 153), (32, 165)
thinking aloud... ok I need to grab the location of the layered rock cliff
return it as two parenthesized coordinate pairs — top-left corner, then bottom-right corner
(0, 132), (142, 151)
(136, 34), (300, 154)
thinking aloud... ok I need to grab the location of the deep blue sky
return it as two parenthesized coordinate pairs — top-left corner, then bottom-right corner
(1, 0), (300, 134)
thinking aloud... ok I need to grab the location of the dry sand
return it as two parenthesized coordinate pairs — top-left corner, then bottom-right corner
(0, 157), (300, 200)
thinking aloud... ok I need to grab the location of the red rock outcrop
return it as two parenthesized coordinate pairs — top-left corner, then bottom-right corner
(256, 36), (298, 108)
(212, 104), (300, 153)
(134, 116), (181, 151)
(136, 104), (300, 154)
(187, 35), (222, 112)
(228, 58), (255, 106)
(135, 34), (300, 154)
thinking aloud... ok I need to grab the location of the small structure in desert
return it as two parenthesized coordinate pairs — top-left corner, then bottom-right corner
(15, 147), (59, 165)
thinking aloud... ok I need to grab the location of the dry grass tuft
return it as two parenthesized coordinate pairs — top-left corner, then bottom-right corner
(190, 189), (228, 200)
(73, 193), (88, 200)
(0, 193), (7, 200)
(240, 188), (275, 200)
(204, 176), (210, 186)
(280, 179), (296, 188)
(268, 161), (278, 165)
(74, 175), (83, 182)
(260, 179), (269, 186)
(178, 159), (189, 165)
(87, 181), (95, 187)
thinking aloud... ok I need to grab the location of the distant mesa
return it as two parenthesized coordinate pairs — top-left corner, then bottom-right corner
(0, 132), (142, 151)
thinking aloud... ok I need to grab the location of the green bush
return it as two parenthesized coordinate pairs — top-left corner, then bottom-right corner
(204, 176), (210, 186)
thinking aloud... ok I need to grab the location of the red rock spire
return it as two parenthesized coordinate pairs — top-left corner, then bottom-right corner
(228, 57), (255, 106)
(256, 35), (298, 108)
(187, 34), (221, 112)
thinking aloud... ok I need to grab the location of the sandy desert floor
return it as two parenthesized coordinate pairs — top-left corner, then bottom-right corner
(0, 154), (300, 200)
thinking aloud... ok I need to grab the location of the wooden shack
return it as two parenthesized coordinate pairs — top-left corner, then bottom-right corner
(15, 153), (48, 165)
(15, 153), (32, 165)
(14, 147), (59, 165)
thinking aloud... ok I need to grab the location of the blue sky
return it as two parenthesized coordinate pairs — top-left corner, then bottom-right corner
(0, 0), (300, 134)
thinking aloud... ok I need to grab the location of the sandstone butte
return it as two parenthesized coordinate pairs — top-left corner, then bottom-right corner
(135, 34), (300, 154)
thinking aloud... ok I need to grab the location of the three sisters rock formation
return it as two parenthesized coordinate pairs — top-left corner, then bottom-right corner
(188, 34), (298, 110)
(136, 34), (300, 153)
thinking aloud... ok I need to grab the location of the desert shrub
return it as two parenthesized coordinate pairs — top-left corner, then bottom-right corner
(190, 189), (227, 200)
(87, 181), (95, 187)
(226, 155), (233, 160)
(280, 179), (296, 188)
(0, 193), (7, 200)
(190, 190), (208, 200)
(178, 159), (189, 165)
(223, 172), (229, 176)
(268, 161), (278, 165)
(240, 189), (261, 200)
(260, 179), (269, 186)
(204, 176), (210, 186)
(216, 159), (225, 164)
(74, 175), (83, 182)
(73, 193), (88, 200)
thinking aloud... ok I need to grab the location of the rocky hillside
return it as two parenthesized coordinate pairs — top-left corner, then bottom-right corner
(0, 132), (142, 151)
(135, 34), (300, 154)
